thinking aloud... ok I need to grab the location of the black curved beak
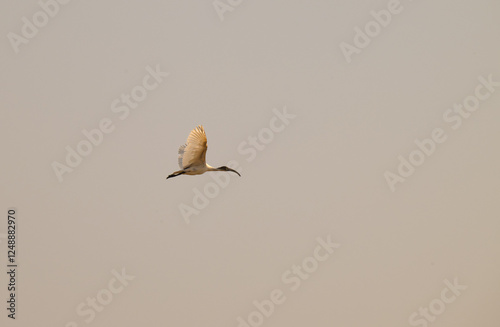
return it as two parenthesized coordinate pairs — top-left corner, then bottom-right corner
(227, 168), (241, 177)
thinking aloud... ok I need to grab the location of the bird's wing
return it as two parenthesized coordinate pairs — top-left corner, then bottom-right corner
(177, 125), (208, 169)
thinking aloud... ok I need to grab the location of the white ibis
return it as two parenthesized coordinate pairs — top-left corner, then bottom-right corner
(167, 125), (241, 179)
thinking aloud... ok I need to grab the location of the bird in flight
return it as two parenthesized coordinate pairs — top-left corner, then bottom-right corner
(167, 125), (241, 179)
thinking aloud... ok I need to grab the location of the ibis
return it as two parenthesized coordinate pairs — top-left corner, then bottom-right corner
(166, 125), (241, 179)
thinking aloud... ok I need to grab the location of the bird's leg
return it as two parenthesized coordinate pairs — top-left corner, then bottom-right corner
(166, 170), (186, 179)
(166, 173), (182, 179)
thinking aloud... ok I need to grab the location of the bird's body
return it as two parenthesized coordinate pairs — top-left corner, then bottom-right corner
(167, 125), (241, 179)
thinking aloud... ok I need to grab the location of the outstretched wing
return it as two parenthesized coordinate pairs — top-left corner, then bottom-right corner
(177, 125), (208, 169)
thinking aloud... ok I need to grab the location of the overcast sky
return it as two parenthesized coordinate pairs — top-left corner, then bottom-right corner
(1, 1), (500, 326)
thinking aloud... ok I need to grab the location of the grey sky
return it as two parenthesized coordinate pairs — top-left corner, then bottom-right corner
(1, 1), (499, 326)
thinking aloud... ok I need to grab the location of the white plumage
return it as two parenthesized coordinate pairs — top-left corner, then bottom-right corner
(167, 125), (241, 179)
(177, 125), (207, 170)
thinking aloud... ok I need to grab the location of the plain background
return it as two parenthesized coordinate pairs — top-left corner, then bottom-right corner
(1, 0), (499, 326)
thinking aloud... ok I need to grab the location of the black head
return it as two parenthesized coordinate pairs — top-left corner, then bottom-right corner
(217, 166), (241, 177)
